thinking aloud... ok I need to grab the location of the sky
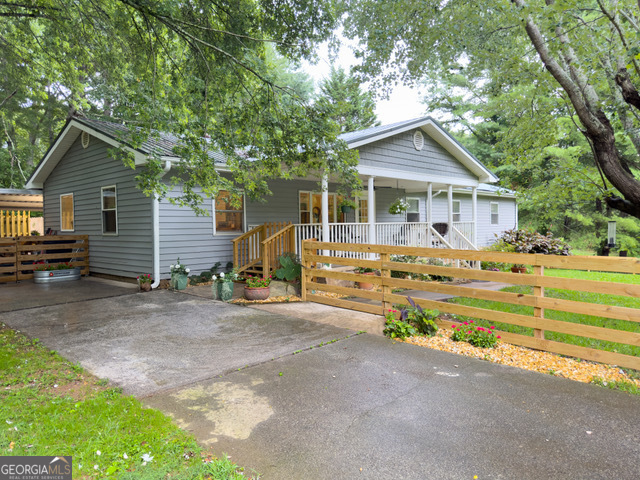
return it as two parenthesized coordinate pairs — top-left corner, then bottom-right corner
(300, 37), (428, 126)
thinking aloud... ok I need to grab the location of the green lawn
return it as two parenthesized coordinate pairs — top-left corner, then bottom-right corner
(0, 325), (247, 479)
(450, 269), (640, 357)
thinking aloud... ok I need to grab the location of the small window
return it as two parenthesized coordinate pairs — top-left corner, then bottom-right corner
(407, 197), (420, 222)
(215, 190), (244, 234)
(357, 198), (369, 224)
(60, 193), (74, 231)
(101, 185), (118, 235)
(452, 200), (461, 223)
(490, 202), (499, 225)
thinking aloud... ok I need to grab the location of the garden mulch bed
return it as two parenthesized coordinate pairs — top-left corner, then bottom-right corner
(404, 331), (640, 388)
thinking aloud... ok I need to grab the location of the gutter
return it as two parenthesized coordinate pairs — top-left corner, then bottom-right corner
(151, 160), (172, 289)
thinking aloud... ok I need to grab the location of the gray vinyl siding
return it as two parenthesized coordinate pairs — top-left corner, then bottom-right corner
(357, 130), (477, 181)
(476, 196), (517, 247)
(43, 135), (153, 278)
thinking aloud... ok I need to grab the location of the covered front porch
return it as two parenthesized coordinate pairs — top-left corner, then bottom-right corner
(233, 172), (481, 275)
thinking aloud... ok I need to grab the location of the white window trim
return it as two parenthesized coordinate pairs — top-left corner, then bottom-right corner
(60, 193), (74, 232)
(101, 185), (118, 236)
(452, 199), (461, 223)
(405, 196), (420, 223)
(490, 201), (499, 225)
(213, 193), (246, 236)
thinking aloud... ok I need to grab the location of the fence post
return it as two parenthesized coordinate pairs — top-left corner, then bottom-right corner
(300, 240), (308, 301)
(534, 263), (545, 339)
(380, 252), (391, 312)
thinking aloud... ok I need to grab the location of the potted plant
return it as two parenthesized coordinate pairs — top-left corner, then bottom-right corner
(137, 273), (153, 292)
(339, 198), (358, 213)
(170, 258), (190, 290)
(388, 198), (410, 215)
(510, 264), (527, 274)
(213, 269), (238, 301)
(244, 275), (272, 300)
(33, 262), (81, 284)
(354, 266), (378, 290)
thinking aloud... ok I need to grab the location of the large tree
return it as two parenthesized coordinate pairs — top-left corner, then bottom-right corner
(342, 0), (640, 219)
(315, 66), (379, 133)
(1, 0), (360, 211)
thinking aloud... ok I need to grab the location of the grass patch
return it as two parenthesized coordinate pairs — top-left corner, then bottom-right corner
(449, 269), (640, 357)
(0, 325), (247, 479)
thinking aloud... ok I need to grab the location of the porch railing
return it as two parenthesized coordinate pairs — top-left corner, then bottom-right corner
(1, 210), (31, 237)
(233, 221), (478, 274)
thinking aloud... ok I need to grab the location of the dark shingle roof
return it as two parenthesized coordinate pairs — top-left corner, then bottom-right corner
(75, 117), (226, 163)
(339, 117), (429, 144)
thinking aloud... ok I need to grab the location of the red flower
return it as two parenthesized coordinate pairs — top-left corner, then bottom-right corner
(451, 325), (456, 328)
(490, 326), (495, 329)
(497, 336), (501, 339)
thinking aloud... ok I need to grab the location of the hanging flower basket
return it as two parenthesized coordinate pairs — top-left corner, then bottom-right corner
(388, 198), (410, 215)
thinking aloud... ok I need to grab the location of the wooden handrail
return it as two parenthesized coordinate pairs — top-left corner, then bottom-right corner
(261, 223), (294, 277)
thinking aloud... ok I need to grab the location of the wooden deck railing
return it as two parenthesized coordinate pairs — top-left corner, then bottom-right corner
(0, 235), (89, 283)
(232, 222), (292, 275)
(1, 210), (31, 237)
(262, 224), (296, 277)
(301, 241), (640, 371)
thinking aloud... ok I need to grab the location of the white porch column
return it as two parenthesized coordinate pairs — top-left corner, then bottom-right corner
(447, 184), (453, 241)
(427, 182), (433, 248)
(472, 186), (478, 246)
(367, 176), (376, 246)
(321, 173), (329, 258)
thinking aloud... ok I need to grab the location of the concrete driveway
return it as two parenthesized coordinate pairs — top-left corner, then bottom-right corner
(1, 278), (639, 479)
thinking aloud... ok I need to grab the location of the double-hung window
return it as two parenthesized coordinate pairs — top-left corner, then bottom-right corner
(490, 202), (499, 225)
(452, 200), (461, 223)
(406, 197), (420, 222)
(101, 186), (118, 235)
(215, 191), (244, 234)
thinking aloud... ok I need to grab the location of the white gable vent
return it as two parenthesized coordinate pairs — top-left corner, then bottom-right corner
(413, 130), (424, 151)
(81, 131), (90, 149)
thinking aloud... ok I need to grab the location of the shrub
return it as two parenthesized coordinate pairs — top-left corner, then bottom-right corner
(383, 313), (417, 339)
(497, 228), (571, 255)
(383, 296), (439, 339)
(450, 320), (500, 348)
(275, 253), (302, 282)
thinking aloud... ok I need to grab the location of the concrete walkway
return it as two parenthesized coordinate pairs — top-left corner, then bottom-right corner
(2, 277), (639, 479)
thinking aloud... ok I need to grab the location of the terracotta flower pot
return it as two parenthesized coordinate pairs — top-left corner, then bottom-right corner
(244, 286), (270, 301)
(510, 266), (527, 274)
(357, 271), (376, 290)
(139, 282), (151, 292)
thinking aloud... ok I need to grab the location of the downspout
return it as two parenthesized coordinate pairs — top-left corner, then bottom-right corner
(151, 160), (172, 289)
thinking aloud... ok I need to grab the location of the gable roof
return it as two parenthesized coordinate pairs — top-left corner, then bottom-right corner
(339, 116), (498, 184)
(27, 115), (498, 189)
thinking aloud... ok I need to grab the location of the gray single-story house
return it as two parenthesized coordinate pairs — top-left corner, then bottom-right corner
(25, 116), (517, 285)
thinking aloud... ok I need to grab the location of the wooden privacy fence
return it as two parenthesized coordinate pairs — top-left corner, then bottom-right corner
(1, 210), (31, 237)
(301, 241), (640, 371)
(0, 235), (89, 283)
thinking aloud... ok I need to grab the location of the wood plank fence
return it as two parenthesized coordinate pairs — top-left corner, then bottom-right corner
(0, 235), (89, 283)
(1, 210), (31, 237)
(301, 241), (640, 371)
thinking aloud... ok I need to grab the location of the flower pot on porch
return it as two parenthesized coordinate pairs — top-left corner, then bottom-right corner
(510, 266), (527, 274)
(171, 273), (188, 290)
(218, 281), (234, 302)
(244, 286), (270, 301)
(341, 205), (353, 213)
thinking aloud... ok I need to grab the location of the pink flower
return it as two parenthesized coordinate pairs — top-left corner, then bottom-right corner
(490, 326), (495, 329)
(497, 336), (501, 339)
(469, 320), (474, 324)
(467, 331), (472, 334)
(451, 325), (456, 329)
(463, 321), (468, 325)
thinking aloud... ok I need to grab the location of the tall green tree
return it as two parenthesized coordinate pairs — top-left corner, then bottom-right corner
(343, 0), (640, 220)
(0, 0), (360, 210)
(315, 66), (379, 133)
